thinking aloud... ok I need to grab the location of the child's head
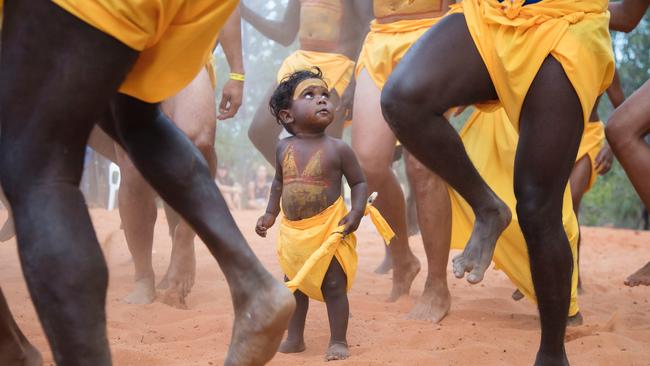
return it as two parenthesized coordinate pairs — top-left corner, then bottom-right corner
(269, 67), (334, 135)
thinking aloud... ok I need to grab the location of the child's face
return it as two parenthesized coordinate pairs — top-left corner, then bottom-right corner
(283, 79), (334, 134)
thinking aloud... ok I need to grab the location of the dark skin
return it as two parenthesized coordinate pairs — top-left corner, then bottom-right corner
(0, 2), (294, 365)
(0, 288), (42, 366)
(381, 13), (590, 366)
(606, 0), (650, 287)
(256, 83), (368, 361)
(242, 0), (372, 166)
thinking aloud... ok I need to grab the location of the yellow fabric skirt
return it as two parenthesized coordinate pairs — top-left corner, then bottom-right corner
(355, 17), (441, 90)
(450, 0), (614, 129)
(279, 197), (394, 301)
(52, 0), (239, 103)
(276, 50), (355, 97)
(577, 121), (605, 191)
(449, 108), (580, 316)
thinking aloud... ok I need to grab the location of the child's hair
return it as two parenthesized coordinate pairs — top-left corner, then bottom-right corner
(269, 67), (327, 135)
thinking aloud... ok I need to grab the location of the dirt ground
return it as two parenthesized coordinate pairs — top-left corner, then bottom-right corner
(1, 209), (648, 365)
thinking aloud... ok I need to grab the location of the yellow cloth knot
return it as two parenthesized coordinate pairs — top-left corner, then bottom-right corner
(501, 0), (525, 19)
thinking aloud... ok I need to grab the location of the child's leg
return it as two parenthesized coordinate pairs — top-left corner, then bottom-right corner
(321, 258), (350, 361)
(279, 279), (309, 353)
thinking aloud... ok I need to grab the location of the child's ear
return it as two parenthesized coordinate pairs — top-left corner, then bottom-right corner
(279, 109), (294, 125)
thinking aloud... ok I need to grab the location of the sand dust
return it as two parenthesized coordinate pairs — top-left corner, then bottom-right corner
(1, 209), (649, 365)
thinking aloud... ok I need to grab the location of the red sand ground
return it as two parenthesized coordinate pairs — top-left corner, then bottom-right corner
(1, 209), (649, 365)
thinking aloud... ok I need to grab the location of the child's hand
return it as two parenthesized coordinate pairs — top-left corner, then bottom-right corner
(255, 213), (276, 237)
(338, 211), (363, 236)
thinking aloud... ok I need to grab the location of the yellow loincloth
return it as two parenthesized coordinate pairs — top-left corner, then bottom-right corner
(449, 0), (614, 129)
(356, 17), (441, 90)
(279, 196), (394, 301)
(276, 50), (355, 98)
(576, 121), (605, 191)
(51, 0), (239, 103)
(449, 108), (580, 316)
(206, 54), (217, 91)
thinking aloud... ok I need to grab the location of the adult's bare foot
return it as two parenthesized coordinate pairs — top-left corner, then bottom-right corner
(0, 217), (15, 242)
(452, 201), (511, 284)
(124, 276), (156, 305)
(325, 342), (349, 361)
(225, 278), (295, 366)
(408, 282), (451, 323)
(387, 254), (420, 302)
(278, 338), (306, 353)
(160, 243), (196, 309)
(512, 289), (524, 301)
(374, 254), (393, 274)
(567, 311), (583, 327)
(624, 261), (650, 287)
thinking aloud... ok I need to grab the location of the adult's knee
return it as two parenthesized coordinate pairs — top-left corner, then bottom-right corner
(356, 154), (391, 186)
(605, 113), (630, 153)
(514, 186), (559, 238)
(321, 275), (347, 299)
(381, 72), (444, 136)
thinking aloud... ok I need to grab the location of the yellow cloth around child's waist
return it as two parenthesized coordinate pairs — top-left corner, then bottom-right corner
(279, 196), (394, 301)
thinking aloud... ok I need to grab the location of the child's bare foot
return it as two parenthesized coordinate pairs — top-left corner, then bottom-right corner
(387, 254), (420, 302)
(624, 262), (650, 287)
(408, 282), (451, 323)
(278, 338), (306, 353)
(225, 278), (295, 366)
(124, 276), (155, 305)
(374, 255), (393, 274)
(452, 201), (511, 284)
(325, 342), (349, 361)
(512, 289), (524, 301)
(567, 311), (583, 327)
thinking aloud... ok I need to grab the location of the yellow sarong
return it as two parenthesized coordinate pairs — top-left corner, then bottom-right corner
(576, 121), (605, 191)
(276, 50), (355, 98)
(356, 17), (441, 90)
(450, 0), (614, 129)
(279, 197), (394, 301)
(449, 108), (580, 316)
(51, 0), (239, 103)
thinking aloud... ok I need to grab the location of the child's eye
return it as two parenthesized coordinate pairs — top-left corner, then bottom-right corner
(304, 92), (314, 99)
(322, 92), (330, 99)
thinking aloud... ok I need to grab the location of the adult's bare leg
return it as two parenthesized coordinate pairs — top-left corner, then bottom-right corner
(352, 69), (420, 301)
(115, 145), (158, 305)
(381, 14), (510, 285)
(248, 85), (283, 165)
(514, 56), (584, 365)
(404, 152), (451, 323)
(0, 1), (138, 363)
(157, 68), (217, 308)
(606, 80), (650, 288)
(0, 288), (42, 366)
(103, 95), (294, 366)
(569, 156), (591, 292)
(606, 80), (650, 208)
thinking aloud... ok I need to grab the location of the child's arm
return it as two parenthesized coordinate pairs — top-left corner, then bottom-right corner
(337, 142), (368, 235)
(255, 143), (285, 237)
